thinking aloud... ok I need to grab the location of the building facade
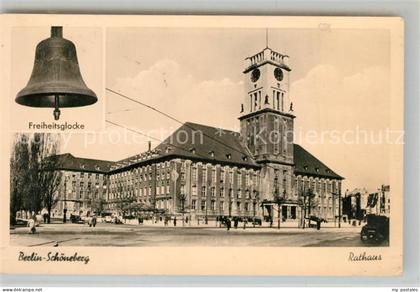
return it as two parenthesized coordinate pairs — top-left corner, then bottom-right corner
(54, 46), (344, 224)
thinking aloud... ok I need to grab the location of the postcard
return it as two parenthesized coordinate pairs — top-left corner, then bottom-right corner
(0, 15), (403, 276)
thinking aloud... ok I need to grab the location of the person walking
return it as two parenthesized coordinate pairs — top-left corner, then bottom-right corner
(173, 217), (177, 227)
(91, 214), (97, 227)
(226, 218), (231, 231)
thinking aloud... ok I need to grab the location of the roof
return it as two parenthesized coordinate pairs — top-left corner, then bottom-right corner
(154, 122), (259, 168)
(50, 122), (343, 180)
(54, 153), (113, 173)
(293, 144), (343, 179)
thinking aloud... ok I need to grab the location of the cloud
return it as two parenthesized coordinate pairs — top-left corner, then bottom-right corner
(291, 64), (391, 191)
(106, 59), (243, 142)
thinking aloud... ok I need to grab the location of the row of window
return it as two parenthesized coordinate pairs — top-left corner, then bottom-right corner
(295, 177), (340, 194)
(191, 199), (253, 212)
(190, 186), (257, 199)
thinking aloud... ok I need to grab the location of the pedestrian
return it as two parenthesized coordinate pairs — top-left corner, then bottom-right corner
(270, 217), (273, 228)
(173, 217), (177, 227)
(185, 216), (189, 224)
(92, 214), (97, 227)
(316, 219), (321, 230)
(234, 217), (238, 229)
(243, 218), (247, 230)
(43, 213), (48, 224)
(28, 218), (36, 234)
(226, 218), (231, 231)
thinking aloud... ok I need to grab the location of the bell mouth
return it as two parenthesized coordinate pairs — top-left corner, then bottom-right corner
(15, 92), (97, 108)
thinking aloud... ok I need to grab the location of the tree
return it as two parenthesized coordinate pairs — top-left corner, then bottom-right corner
(273, 189), (287, 229)
(9, 133), (62, 225)
(177, 192), (188, 226)
(10, 134), (31, 225)
(31, 133), (62, 223)
(299, 187), (316, 229)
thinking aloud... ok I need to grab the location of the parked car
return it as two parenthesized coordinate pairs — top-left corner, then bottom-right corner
(361, 214), (389, 243)
(113, 217), (123, 224)
(251, 217), (262, 226)
(70, 214), (84, 224)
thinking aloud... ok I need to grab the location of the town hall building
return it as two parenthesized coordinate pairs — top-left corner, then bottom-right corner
(54, 46), (344, 225)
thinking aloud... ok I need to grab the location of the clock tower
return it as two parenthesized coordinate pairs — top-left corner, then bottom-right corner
(239, 47), (295, 166)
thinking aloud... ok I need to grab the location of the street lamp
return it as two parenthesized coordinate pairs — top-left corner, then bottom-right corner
(228, 188), (232, 218)
(63, 175), (68, 223)
(301, 186), (314, 229)
(332, 191), (342, 228)
(252, 190), (259, 227)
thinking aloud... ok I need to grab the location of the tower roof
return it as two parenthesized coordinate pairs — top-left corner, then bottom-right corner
(244, 47), (291, 73)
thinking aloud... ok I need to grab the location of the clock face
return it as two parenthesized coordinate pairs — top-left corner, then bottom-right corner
(251, 68), (260, 82)
(274, 67), (284, 81)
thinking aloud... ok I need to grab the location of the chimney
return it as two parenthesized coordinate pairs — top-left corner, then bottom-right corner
(148, 141), (151, 152)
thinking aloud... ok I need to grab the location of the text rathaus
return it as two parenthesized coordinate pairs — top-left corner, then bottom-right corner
(54, 46), (344, 225)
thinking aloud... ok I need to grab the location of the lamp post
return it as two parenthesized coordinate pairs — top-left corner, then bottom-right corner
(301, 186), (314, 229)
(332, 191), (342, 228)
(252, 190), (259, 227)
(63, 175), (68, 223)
(94, 184), (99, 214)
(228, 188), (232, 218)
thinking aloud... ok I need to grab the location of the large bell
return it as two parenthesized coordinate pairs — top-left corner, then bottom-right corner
(15, 26), (97, 120)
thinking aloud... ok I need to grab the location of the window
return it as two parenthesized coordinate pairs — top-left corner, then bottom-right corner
(237, 190), (241, 199)
(201, 186), (206, 197)
(211, 187), (215, 197)
(212, 169), (216, 183)
(202, 168), (207, 182)
(211, 200), (215, 211)
(201, 200), (206, 211)
(192, 186), (197, 196)
(237, 202), (241, 211)
(220, 187), (224, 197)
(192, 167), (197, 181)
(192, 199), (196, 210)
(245, 202), (249, 211)
(246, 190), (251, 199)
(220, 169), (225, 183)
(220, 201), (224, 211)
(237, 171), (242, 186)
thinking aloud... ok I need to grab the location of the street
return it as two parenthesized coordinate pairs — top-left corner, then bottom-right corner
(9, 222), (384, 247)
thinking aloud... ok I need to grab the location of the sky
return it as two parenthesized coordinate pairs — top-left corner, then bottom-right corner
(60, 27), (395, 192)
